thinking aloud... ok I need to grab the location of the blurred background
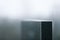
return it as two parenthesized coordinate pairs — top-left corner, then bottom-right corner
(0, 0), (60, 40)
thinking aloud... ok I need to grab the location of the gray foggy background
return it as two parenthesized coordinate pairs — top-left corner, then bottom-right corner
(0, 0), (60, 40)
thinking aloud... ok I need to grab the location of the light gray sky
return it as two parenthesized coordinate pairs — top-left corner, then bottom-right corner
(0, 0), (55, 20)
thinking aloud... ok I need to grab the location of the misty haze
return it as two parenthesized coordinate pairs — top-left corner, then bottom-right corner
(0, 0), (60, 40)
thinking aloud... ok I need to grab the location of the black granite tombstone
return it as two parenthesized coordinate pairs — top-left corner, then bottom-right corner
(21, 20), (52, 40)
